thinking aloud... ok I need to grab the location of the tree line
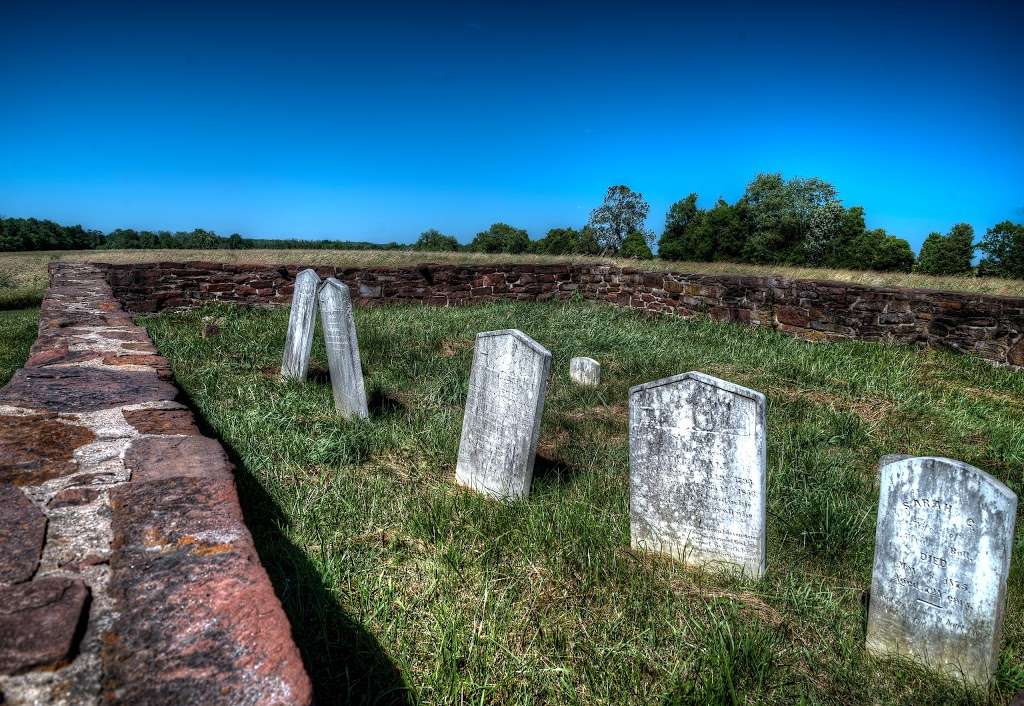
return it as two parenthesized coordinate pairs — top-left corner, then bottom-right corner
(0, 219), (410, 253)
(4, 173), (1023, 279)
(414, 174), (1022, 278)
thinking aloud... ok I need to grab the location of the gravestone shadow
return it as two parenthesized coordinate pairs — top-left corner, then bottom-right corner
(174, 387), (413, 706)
(367, 389), (407, 418)
(532, 453), (582, 487)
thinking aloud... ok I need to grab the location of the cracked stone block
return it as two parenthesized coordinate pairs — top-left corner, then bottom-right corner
(0, 577), (89, 675)
(105, 476), (311, 705)
(122, 408), (200, 436)
(0, 484), (46, 584)
(0, 367), (178, 414)
(0, 414), (96, 486)
(124, 436), (233, 483)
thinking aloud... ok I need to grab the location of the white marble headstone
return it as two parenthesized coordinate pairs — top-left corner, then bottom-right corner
(455, 329), (551, 500)
(629, 371), (766, 577)
(569, 357), (601, 386)
(281, 268), (321, 380)
(866, 457), (1017, 685)
(317, 278), (369, 419)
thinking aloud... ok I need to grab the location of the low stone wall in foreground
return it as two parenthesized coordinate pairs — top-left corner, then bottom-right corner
(0, 264), (311, 705)
(104, 261), (1024, 368)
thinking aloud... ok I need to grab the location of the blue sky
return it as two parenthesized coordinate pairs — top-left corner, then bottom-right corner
(2, 1), (1021, 249)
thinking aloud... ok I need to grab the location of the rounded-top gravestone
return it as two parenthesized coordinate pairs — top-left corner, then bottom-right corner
(629, 371), (766, 578)
(866, 456), (1017, 686)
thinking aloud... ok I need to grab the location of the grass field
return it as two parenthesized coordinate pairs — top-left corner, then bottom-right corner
(2, 248), (1024, 311)
(0, 308), (39, 386)
(140, 298), (1024, 705)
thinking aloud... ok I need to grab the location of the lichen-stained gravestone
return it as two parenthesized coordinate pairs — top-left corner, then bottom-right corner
(569, 356), (601, 386)
(455, 330), (552, 500)
(866, 457), (1017, 685)
(629, 371), (766, 578)
(281, 268), (321, 380)
(318, 277), (369, 419)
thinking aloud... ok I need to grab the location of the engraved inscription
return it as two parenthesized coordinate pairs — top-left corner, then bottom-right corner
(455, 330), (551, 500)
(866, 457), (1017, 686)
(629, 372), (766, 578)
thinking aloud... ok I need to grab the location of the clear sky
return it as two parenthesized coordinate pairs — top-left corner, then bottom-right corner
(2, 1), (1022, 249)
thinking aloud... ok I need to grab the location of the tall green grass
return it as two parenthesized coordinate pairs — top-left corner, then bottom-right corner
(143, 299), (1024, 705)
(0, 308), (38, 385)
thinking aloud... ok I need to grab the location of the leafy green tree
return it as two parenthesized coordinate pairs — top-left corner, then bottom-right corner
(835, 228), (915, 272)
(535, 227), (601, 256)
(587, 185), (652, 254)
(977, 221), (1024, 278)
(467, 223), (531, 254)
(619, 230), (653, 259)
(741, 173), (839, 265)
(914, 223), (975, 275)
(414, 229), (460, 252)
(658, 193), (700, 261)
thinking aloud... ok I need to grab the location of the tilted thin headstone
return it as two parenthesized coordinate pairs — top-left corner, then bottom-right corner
(455, 329), (551, 500)
(569, 357), (601, 386)
(317, 278), (369, 419)
(629, 371), (766, 577)
(280, 268), (321, 380)
(866, 457), (1017, 685)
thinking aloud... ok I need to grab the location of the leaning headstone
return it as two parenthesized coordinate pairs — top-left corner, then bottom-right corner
(281, 269), (321, 380)
(569, 356), (601, 386)
(455, 330), (551, 500)
(317, 278), (368, 419)
(629, 371), (766, 577)
(866, 456), (1017, 685)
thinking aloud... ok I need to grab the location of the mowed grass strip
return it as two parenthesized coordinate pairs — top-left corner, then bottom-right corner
(142, 300), (1024, 705)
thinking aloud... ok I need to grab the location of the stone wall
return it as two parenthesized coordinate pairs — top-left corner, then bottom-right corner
(0, 264), (311, 705)
(103, 261), (1024, 367)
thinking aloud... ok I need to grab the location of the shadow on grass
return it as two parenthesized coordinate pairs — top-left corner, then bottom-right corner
(175, 386), (413, 706)
(367, 389), (407, 418)
(532, 452), (582, 487)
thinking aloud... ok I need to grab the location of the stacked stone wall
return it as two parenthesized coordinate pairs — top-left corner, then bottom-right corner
(104, 261), (1024, 367)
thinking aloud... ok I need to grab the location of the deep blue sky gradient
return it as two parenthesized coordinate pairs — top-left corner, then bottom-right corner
(2, 1), (1022, 249)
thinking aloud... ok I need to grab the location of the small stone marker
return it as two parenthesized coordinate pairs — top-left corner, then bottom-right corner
(280, 268), (321, 380)
(455, 329), (551, 500)
(569, 357), (601, 386)
(866, 456), (1017, 685)
(317, 278), (368, 419)
(629, 371), (766, 577)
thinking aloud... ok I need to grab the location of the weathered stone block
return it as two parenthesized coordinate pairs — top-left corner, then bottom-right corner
(0, 483), (46, 584)
(0, 577), (89, 675)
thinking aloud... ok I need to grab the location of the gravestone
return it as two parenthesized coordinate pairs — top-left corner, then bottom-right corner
(629, 371), (766, 577)
(280, 269), (321, 380)
(455, 330), (551, 500)
(317, 278), (368, 419)
(866, 456), (1017, 685)
(569, 357), (601, 386)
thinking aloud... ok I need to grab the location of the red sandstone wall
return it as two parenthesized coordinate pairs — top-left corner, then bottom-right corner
(100, 261), (1024, 368)
(0, 263), (312, 705)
